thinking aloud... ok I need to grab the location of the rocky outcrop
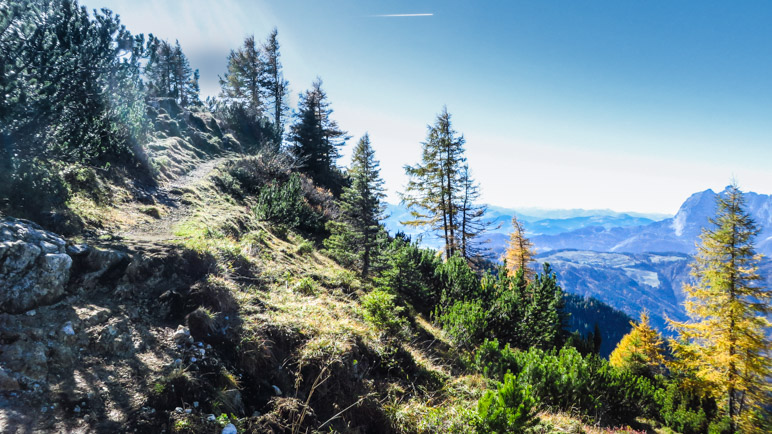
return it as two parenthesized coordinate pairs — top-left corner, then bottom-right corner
(0, 218), (72, 314)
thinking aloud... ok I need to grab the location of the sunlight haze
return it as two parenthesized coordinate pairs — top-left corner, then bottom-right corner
(86, 0), (772, 214)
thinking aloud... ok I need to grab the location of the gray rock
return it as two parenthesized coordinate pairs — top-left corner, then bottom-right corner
(66, 243), (90, 256)
(0, 340), (48, 380)
(172, 325), (190, 343)
(61, 321), (75, 336)
(38, 241), (59, 254)
(80, 247), (129, 288)
(0, 369), (19, 391)
(0, 218), (73, 314)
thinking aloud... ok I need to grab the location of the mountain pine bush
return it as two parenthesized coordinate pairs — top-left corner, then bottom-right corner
(475, 372), (538, 433)
(474, 341), (659, 425)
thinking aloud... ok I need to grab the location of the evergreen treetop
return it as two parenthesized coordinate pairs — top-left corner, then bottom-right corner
(324, 133), (387, 277)
(288, 78), (348, 191)
(401, 106), (466, 260)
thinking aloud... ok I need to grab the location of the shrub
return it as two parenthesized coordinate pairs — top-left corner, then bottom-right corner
(655, 380), (714, 434)
(435, 299), (487, 349)
(293, 277), (317, 295)
(436, 254), (481, 305)
(377, 233), (441, 313)
(214, 152), (297, 200)
(295, 239), (314, 255)
(474, 339), (522, 380)
(1, 159), (70, 219)
(253, 173), (320, 233)
(475, 372), (539, 434)
(473, 342), (658, 425)
(362, 289), (408, 335)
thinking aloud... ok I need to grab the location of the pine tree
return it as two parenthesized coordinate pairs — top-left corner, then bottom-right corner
(171, 40), (187, 103)
(401, 107), (466, 260)
(219, 35), (266, 118)
(188, 68), (201, 106)
(503, 216), (535, 281)
(457, 164), (493, 263)
(144, 38), (197, 107)
(288, 78), (348, 191)
(324, 134), (387, 277)
(669, 184), (771, 432)
(261, 28), (289, 145)
(145, 36), (174, 98)
(523, 263), (567, 349)
(609, 311), (665, 379)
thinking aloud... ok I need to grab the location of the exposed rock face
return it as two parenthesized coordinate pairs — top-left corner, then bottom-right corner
(0, 218), (72, 314)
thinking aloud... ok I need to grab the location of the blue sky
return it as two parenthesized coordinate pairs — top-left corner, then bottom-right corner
(86, 0), (772, 214)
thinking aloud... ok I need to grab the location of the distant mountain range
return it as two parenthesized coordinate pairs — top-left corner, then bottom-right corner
(534, 250), (692, 335)
(383, 203), (670, 252)
(384, 187), (772, 334)
(529, 187), (772, 256)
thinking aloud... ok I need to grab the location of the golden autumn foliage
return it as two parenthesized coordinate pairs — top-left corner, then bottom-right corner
(502, 216), (535, 281)
(668, 184), (772, 432)
(609, 311), (665, 378)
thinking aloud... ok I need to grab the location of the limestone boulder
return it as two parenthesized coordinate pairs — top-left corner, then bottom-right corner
(0, 218), (72, 314)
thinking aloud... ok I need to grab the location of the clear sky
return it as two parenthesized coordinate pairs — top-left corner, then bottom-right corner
(85, 0), (772, 215)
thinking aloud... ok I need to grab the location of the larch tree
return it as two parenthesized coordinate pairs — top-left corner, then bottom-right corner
(669, 184), (771, 432)
(401, 107), (466, 260)
(503, 216), (535, 281)
(324, 134), (386, 277)
(457, 164), (493, 264)
(261, 28), (289, 145)
(609, 311), (666, 379)
(288, 78), (348, 192)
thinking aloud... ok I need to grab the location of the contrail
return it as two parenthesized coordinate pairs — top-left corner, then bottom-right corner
(372, 13), (434, 17)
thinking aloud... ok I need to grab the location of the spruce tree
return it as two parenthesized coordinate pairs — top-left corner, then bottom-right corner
(324, 134), (386, 277)
(188, 69), (201, 106)
(401, 107), (466, 260)
(145, 38), (197, 107)
(261, 28), (289, 144)
(288, 78), (348, 191)
(524, 263), (567, 349)
(669, 184), (771, 432)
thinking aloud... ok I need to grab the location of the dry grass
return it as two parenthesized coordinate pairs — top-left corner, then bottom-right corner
(535, 411), (667, 434)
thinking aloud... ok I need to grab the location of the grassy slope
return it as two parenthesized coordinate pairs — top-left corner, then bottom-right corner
(149, 157), (669, 434)
(151, 162), (480, 432)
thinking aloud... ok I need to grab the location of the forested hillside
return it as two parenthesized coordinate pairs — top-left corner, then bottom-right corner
(1, 1), (769, 433)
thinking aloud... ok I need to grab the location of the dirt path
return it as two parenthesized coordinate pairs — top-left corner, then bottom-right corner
(118, 156), (232, 243)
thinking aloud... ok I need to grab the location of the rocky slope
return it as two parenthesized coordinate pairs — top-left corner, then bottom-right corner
(0, 152), (482, 433)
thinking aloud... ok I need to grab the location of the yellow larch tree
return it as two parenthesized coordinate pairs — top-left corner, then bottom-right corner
(502, 216), (535, 281)
(609, 311), (666, 378)
(668, 184), (771, 433)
